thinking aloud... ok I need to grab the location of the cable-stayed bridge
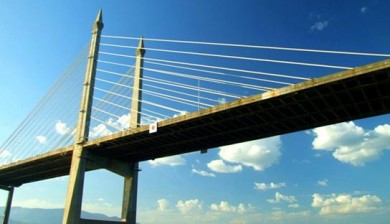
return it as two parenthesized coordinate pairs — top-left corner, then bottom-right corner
(1, 10), (390, 224)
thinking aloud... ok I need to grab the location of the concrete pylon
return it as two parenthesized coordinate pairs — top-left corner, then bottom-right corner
(130, 37), (145, 128)
(62, 10), (103, 224)
(62, 11), (144, 224)
(121, 37), (145, 224)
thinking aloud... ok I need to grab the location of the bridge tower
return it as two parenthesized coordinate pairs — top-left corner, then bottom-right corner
(62, 9), (104, 224)
(122, 37), (145, 223)
(62, 10), (143, 224)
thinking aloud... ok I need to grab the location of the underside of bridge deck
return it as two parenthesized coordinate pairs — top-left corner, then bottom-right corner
(0, 147), (73, 186)
(1, 59), (389, 186)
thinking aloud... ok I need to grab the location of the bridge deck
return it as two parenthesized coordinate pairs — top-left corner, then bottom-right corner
(1, 59), (390, 186)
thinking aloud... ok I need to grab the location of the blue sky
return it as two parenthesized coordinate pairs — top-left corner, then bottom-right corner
(1, 1), (390, 223)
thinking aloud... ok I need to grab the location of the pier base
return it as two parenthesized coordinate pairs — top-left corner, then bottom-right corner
(62, 150), (139, 224)
(0, 185), (14, 224)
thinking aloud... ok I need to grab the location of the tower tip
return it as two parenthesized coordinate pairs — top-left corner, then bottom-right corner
(136, 36), (145, 56)
(138, 36), (144, 48)
(96, 9), (103, 22)
(93, 9), (104, 31)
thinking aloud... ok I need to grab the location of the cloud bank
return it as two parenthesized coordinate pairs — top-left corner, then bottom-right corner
(212, 136), (282, 173)
(311, 122), (390, 166)
(312, 193), (381, 215)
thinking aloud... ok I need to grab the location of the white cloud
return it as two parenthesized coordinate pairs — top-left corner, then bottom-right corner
(89, 114), (132, 139)
(107, 114), (130, 130)
(267, 192), (297, 204)
(176, 199), (203, 214)
(139, 201), (315, 224)
(361, 6), (368, 13)
(218, 97), (227, 104)
(312, 193), (381, 215)
(0, 149), (11, 159)
(157, 199), (169, 211)
(210, 201), (248, 214)
(333, 145), (383, 166)
(36, 135), (47, 144)
(311, 122), (390, 166)
(317, 179), (328, 187)
(218, 136), (281, 171)
(191, 168), (215, 177)
(149, 155), (186, 167)
(311, 21), (329, 31)
(55, 120), (70, 135)
(312, 122), (364, 150)
(375, 124), (390, 135)
(207, 159), (242, 173)
(89, 123), (113, 139)
(254, 182), (286, 191)
(288, 203), (300, 208)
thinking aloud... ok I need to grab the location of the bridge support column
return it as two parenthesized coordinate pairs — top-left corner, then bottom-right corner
(84, 153), (139, 224)
(62, 146), (88, 224)
(63, 151), (141, 224)
(121, 162), (138, 224)
(1, 186), (14, 224)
